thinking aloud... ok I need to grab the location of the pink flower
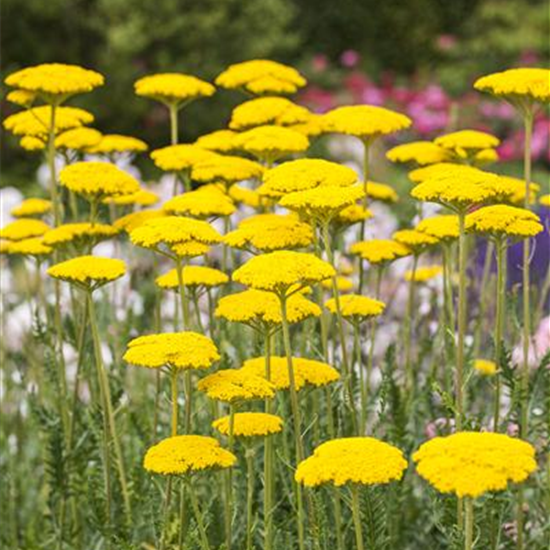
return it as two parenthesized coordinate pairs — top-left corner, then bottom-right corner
(340, 50), (360, 68)
(311, 54), (329, 73)
(436, 34), (457, 51)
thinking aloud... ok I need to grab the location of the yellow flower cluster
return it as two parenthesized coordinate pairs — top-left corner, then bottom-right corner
(474, 359), (497, 376)
(416, 215), (459, 242)
(47, 255), (126, 287)
(387, 141), (450, 166)
(474, 68), (550, 103)
(151, 144), (217, 172)
(295, 437), (407, 487)
(434, 129), (500, 152)
(334, 204), (373, 226)
(11, 198), (52, 218)
(134, 73), (215, 104)
(413, 432), (537, 498)
(191, 156), (264, 185)
(56, 127), (103, 151)
(124, 332), (220, 370)
(59, 162), (140, 199)
(240, 356), (339, 390)
(87, 134), (148, 155)
(405, 265), (443, 282)
(325, 294), (385, 321)
(6, 89), (36, 107)
(114, 210), (165, 233)
(195, 129), (238, 153)
(215, 59), (306, 95)
(393, 229), (439, 253)
(44, 223), (119, 248)
(156, 266), (229, 290)
(365, 181), (399, 203)
(105, 189), (159, 207)
(466, 205), (543, 239)
(322, 276), (353, 292)
(229, 185), (264, 208)
(408, 162), (476, 184)
(540, 194), (550, 207)
(197, 369), (276, 403)
(230, 97), (310, 130)
(350, 239), (411, 265)
(5, 63), (104, 98)
(144, 435), (235, 476)
(1, 237), (53, 257)
(233, 251), (335, 294)
(497, 176), (540, 205)
(164, 187), (236, 218)
(212, 412), (283, 438)
(0, 219), (50, 241)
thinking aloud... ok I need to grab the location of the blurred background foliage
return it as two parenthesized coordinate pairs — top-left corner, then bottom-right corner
(2, 0), (549, 185)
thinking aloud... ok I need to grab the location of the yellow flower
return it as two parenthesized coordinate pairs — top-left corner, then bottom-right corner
(86, 134), (148, 155)
(43, 222), (119, 248)
(540, 194), (550, 207)
(215, 289), (321, 328)
(59, 162), (140, 200)
(55, 127), (103, 151)
(413, 432), (537, 498)
(171, 241), (212, 258)
(405, 265), (443, 282)
(333, 204), (373, 227)
(229, 97), (310, 130)
(325, 294), (385, 322)
(124, 332), (219, 370)
(416, 215), (459, 242)
(6, 89), (36, 107)
(474, 359), (497, 376)
(386, 141), (451, 166)
(104, 189), (160, 207)
(474, 148), (499, 164)
(0, 219), (50, 241)
(19, 136), (46, 151)
(113, 209), (166, 233)
(365, 181), (399, 203)
(151, 144), (218, 173)
(322, 105), (411, 141)
(321, 276), (354, 293)
(5, 63), (104, 99)
(240, 356), (339, 390)
(144, 435), (235, 476)
(212, 412), (283, 438)
(215, 60), (306, 96)
(1, 237), (53, 257)
(228, 185), (264, 208)
(289, 113), (326, 138)
(434, 130), (500, 153)
(258, 158), (357, 199)
(350, 239), (411, 265)
(47, 255), (125, 288)
(11, 198), (52, 218)
(134, 73), (215, 105)
(497, 176), (540, 206)
(164, 187), (236, 219)
(197, 369), (276, 403)
(295, 437), (407, 487)
(3, 106), (94, 137)
(224, 215), (313, 252)
(466, 205), (543, 239)
(233, 251), (335, 295)
(156, 266), (229, 290)
(393, 229), (439, 254)
(408, 162), (468, 184)
(233, 125), (309, 163)
(474, 68), (550, 103)
(195, 129), (238, 153)
(191, 156), (264, 186)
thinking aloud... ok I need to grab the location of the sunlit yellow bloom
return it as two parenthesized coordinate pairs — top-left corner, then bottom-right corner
(230, 96), (310, 130)
(86, 134), (148, 154)
(474, 148), (499, 164)
(387, 141), (451, 166)
(191, 155), (264, 186)
(48, 255), (125, 288)
(413, 432), (537, 498)
(19, 136), (46, 151)
(114, 209), (166, 233)
(408, 162), (475, 184)
(195, 129), (238, 153)
(540, 194), (550, 207)
(321, 276), (354, 293)
(289, 113), (326, 138)
(325, 294), (385, 322)
(416, 215), (459, 242)
(151, 144), (218, 172)
(164, 187), (236, 218)
(497, 176), (540, 205)
(11, 198), (52, 218)
(5, 63), (104, 98)
(0, 219), (50, 241)
(6, 89), (36, 107)
(213, 412), (283, 438)
(1, 237), (53, 257)
(43, 222), (119, 248)
(435, 130), (500, 154)
(296, 437), (407, 487)
(170, 241), (212, 258)
(466, 205), (543, 239)
(198, 369), (276, 403)
(156, 266), (229, 290)
(55, 127), (103, 151)
(134, 73), (215, 105)
(124, 332), (219, 370)
(393, 229), (439, 253)
(474, 359), (497, 376)
(405, 265), (443, 282)
(333, 204), (373, 227)
(350, 239), (410, 265)
(228, 185), (264, 208)
(365, 181), (399, 203)
(144, 435), (235, 476)
(215, 60), (306, 96)
(104, 189), (160, 207)
(474, 68), (550, 103)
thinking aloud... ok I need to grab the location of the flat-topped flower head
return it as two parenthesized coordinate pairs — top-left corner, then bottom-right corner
(259, 158), (357, 198)
(540, 194), (550, 208)
(408, 162), (476, 184)
(6, 89), (36, 107)
(233, 125), (309, 164)
(240, 356), (339, 390)
(416, 215), (459, 242)
(365, 181), (399, 203)
(151, 144), (218, 173)
(496, 176), (540, 206)
(466, 205), (543, 240)
(296, 437), (407, 487)
(1, 237), (53, 257)
(393, 229), (439, 254)
(59, 162), (140, 200)
(124, 332), (219, 370)
(387, 141), (451, 166)
(228, 185), (264, 208)
(114, 210), (165, 233)
(279, 185), (365, 224)
(197, 369), (276, 403)
(333, 204), (373, 227)
(170, 241), (212, 258)
(164, 187), (236, 219)
(405, 265), (443, 283)
(216, 289), (320, 329)
(134, 73), (215, 106)
(48, 255), (125, 289)
(0, 219), (50, 241)
(55, 127), (103, 151)
(322, 276), (353, 293)
(413, 432), (537, 498)
(224, 215), (313, 252)
(43, 222), (119, 249)
(105, 189), (160, 207)
(4, 106), (94, 137)
(213, 412), (283, 438)
(229, 97), (310, 130)
(289, 112), (325, 138)
(11, 197), (51, 219)
(325, 294), (385, 323)
(322, 105), (411, 141)
(350, 239), (411, 265)
(435, 130), (500, 153)
(156, 266), (229, 291)
(215, 59), (306, 96)
(130, 216), (221, 257)
(86, 134), (148, 155)
(5, 63), (104, 101)
(474, 68), (550, 104)
(195, 129), (238, 153)
(474, 359), (497, 376)
(144, 435), (235, 476)
(233, 251), (335, 296)
(191, 155), (264, 186)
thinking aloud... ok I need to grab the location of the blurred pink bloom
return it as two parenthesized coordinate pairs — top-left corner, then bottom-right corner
(299, 85), (336, 113)
(340, 49), (360, 68)
(311, 54), (329, 73)
(425, 417), (454, 438)
(479, 101), (515, 120)
(436, 34), (457, 51)
(519, 50), (540, 65)
(506, 423), (519, 437)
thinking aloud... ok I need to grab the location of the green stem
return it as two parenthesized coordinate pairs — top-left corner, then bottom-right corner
(456, 211), (467, 431)
(171, 367), (179, 436)
(358, 140), (370, 293)
(493, 238), (506, 431)
(464, 498), (474, 550)
(354, 323), (367, 434)
(188, 481), (211, 550)
(169, 103), (179, 146)
(47, 102), (61, 226)
(264, 332), (275, 550)
(351, 485), (365, 550)
(175, 256), (190, 330)
(246, 447), (255, 550)
(473, 240), (494, 359)
(404, 255), (419, 392)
